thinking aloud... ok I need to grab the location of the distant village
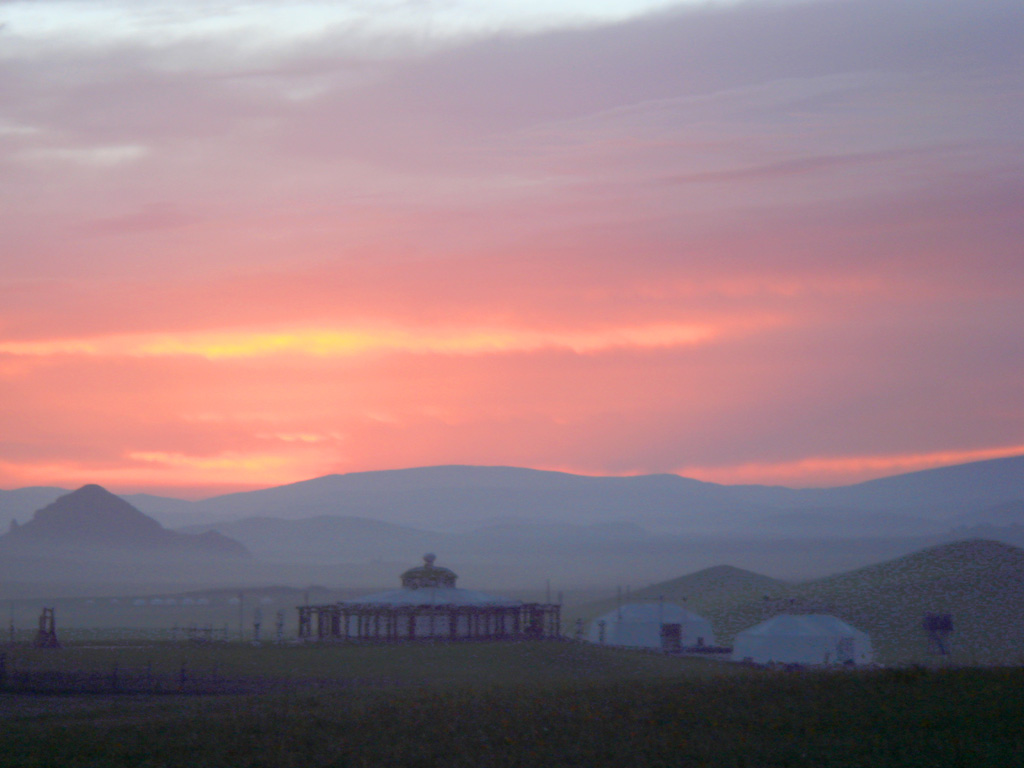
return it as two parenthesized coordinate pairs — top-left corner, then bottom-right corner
(4, 462), (1023, 668)
(21, 544), (979, 670)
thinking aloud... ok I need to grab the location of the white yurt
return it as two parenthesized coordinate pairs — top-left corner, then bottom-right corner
(731, 614), (874, 666)
(587, 602), (716, 651)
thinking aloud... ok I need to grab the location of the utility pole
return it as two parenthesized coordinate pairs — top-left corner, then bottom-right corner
(253, 606), (262, 645)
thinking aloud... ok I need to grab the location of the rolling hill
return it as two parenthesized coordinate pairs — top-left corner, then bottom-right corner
(573, 538), (1024, 665)
(564, 564), (788, 639)
(781, 538), (1024, 664)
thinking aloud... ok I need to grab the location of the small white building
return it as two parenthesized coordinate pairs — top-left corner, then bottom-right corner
(731, 614), (874, 666)
(587, 602), (716, 651)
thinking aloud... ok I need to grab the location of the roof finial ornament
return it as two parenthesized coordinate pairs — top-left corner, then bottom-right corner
(401, 554), (455, 589)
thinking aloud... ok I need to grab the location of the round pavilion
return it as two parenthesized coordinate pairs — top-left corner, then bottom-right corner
(297, 555), (562, 642)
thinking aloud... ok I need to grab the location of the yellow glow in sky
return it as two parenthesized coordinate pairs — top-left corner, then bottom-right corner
(0, 322), (725, 360)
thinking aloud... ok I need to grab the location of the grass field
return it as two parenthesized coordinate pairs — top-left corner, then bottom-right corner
(0, 639), (735, 690)
(1, 641), (1022, 767)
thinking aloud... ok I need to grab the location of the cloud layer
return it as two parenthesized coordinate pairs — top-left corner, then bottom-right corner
(1, 0), (1022, 496)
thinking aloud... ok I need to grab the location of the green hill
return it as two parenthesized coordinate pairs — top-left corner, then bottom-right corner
(776, 538), (1024, 665)
(713, 539), (1024, 664)
(569, 539), (1024, 665)
(565, 564), (788, 639)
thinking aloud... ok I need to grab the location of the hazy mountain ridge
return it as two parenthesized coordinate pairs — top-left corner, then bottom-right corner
(5, 457), (1022, 535)
(952, 500), (1024, 527)
(721, 455), (1024, 513)
(2, 458), (1022, 595)
(0, 485), (249, 558)
(0, 486), (69, 528)
(180, 515), (659, 565)
(160, 458), (1024, 569)
(179, 515), (446, 563)
(177, 467), (739, 531)
(166, 457), (1024, 532)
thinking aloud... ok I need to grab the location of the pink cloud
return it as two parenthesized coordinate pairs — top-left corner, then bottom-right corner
(0, 0), (1022, 493)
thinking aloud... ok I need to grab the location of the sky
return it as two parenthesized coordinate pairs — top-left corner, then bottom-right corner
(1, 0), (1022, 498)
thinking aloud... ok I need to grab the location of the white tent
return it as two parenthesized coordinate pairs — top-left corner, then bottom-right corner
(731, 614), (874, 666)
(587, 602), (716, 651)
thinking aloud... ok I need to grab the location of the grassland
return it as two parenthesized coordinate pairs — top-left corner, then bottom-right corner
(1, 640), (1022, 767)
(0, 638), (734, 691)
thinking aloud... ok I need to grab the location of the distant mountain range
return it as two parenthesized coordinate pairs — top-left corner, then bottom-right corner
(5, 456), (1023, 534)
(0, 484), (248, 558)
(0, 458), (1021, 595)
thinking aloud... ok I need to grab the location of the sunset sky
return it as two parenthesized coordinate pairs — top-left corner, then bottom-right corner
(1, 0), (1022, 498)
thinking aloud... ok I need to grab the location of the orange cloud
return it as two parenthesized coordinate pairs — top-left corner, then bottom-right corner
(127, 450), (294, 473)
(678, 445), (1024, 487)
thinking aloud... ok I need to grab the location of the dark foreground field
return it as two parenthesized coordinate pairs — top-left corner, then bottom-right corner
(0, 642), (1021, 767)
